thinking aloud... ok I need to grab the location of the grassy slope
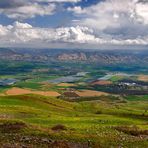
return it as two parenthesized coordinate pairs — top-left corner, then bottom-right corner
(0, 94), (148, 147)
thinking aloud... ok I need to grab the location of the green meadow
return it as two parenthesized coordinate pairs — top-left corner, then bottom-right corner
(0, 94), (147, 147)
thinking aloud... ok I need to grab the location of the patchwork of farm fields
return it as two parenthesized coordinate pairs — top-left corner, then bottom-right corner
(0, 61), (148, 147)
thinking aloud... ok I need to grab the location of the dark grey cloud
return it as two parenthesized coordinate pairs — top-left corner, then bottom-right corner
(0, 0), (26, 9)
(0, 0), (56, 20)
(138, 0), (148, 2)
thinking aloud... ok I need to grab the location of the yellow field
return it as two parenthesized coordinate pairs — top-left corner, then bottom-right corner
(75, 90), (108, 97)
(57, 83), (76, 87)
(138, 75), (148, 82)
(5, 87), (60, 97)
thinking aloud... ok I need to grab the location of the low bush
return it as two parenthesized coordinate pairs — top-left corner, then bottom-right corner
(51, 124), (67, 131)
(114, 125), (148, 136)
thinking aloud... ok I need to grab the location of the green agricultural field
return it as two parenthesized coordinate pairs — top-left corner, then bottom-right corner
(109, 75), (125, 82)
(125, 95), (148, 101)
(14, 81), (43, 90)
(0, 94), (147, 147)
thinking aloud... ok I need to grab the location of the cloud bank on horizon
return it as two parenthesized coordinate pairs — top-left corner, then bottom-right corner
(0, 0), (148, 49)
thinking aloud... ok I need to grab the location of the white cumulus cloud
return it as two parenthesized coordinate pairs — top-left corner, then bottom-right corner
(68, 0), (148, 40)
(0, 22), (97, 44)
(0, 22), (148, 48)
(35, 0), (81, 2)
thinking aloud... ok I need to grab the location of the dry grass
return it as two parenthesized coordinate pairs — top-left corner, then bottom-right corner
(138, 75), (148, 82)
(75, 90), (108, 97)
(0, 93), (5, 96)
(6, 87), (60, 97)
(57, 83), (76, 87)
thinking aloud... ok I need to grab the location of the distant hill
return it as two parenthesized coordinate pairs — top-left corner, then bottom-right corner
(0, 48), (148, 64)
(0, 48), (16, 55)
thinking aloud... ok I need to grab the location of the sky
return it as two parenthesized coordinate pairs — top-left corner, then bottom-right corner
(0, 0), (148, 49)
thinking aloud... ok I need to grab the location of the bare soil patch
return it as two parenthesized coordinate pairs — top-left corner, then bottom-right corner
(138, 75), (148, 82)
(6, 87), (60, 97)
(0, 121), (27, 133)
(91, 80), (112, 85)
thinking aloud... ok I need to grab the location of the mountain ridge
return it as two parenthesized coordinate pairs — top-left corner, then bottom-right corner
(0, 48), (148, 64)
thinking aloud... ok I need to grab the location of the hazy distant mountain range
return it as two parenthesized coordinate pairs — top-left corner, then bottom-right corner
(0, 48), (148, 64)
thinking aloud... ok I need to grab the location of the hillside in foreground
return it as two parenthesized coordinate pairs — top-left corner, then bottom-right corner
(0, 94), (147, 147)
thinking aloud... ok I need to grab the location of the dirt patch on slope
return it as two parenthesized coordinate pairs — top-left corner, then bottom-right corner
(0, 121), (27, 133)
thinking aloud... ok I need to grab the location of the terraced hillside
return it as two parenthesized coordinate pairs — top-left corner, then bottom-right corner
(0, 94), (147, 147)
